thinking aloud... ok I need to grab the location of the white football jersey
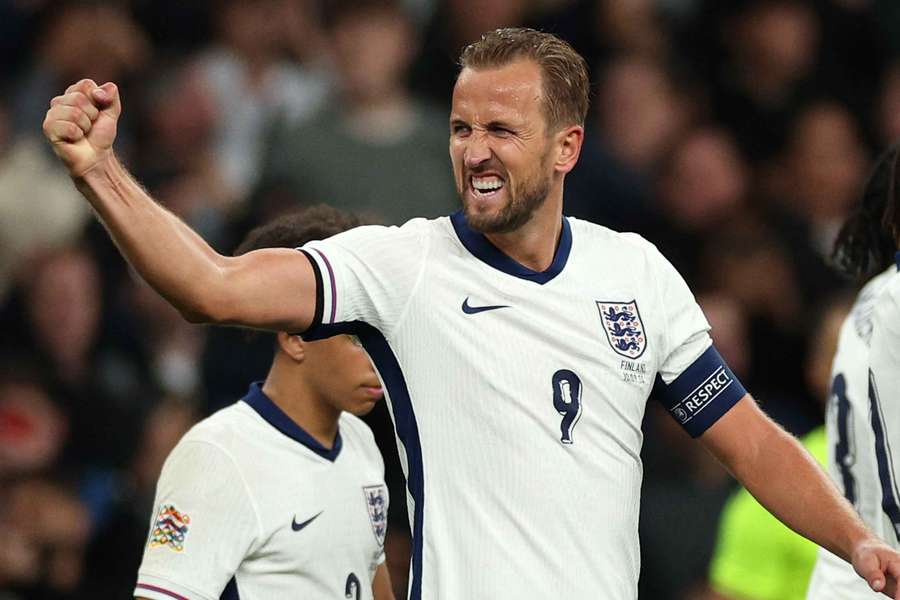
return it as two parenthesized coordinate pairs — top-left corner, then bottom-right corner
(807, 266), (895, 599)
(134, 383), (388, 600)
(870, 262), (900, 544)
(302, 213), (747, 599)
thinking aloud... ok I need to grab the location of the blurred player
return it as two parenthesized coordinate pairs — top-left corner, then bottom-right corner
(134, 206), (394, 600)
(807, 144), (900, 598)
(44, 28), (900, 599)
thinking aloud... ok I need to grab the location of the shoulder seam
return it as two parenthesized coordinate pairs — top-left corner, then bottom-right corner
(177, 439), (266, 546)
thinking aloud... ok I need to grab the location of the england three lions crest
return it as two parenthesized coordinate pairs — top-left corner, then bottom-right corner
(597, 300), (647, 359)
(363, 484), (388, 547)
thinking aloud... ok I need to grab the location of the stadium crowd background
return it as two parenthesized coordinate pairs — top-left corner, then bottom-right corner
(1, 0), (898, 597)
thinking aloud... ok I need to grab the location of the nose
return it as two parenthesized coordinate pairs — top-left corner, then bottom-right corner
(464, 131), (492, 168)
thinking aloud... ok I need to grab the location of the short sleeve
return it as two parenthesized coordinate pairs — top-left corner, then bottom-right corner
(644, 243), (746, 437)
(134, 441), (259, 600)
(868, 277), (900, 545)
(642, 244), (712, 382)
(300, 221), (430, 337)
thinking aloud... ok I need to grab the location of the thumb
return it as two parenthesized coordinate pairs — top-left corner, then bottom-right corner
(854, 547), (885, 591)
(91, 82), (122, 118)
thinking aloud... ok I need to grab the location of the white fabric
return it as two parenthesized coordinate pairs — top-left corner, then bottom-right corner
(303, 216), (715, 599)
(807, 267), (894, 599)
(134, 401), (386, 600)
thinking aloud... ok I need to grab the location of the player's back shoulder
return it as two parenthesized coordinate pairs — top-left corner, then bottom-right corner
(881, 265), (900, 303)
(872, 266), (900, 331)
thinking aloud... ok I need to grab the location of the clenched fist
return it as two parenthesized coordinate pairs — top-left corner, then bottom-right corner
(43, 79), (121, 178)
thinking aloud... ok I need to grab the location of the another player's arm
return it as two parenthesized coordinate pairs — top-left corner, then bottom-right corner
(43, 79), (316, 331)
(700, 395), (900, 598)
(372, 563), (395, 600)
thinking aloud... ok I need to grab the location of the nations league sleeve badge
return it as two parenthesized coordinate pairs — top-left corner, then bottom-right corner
(149, 503), (191, 552)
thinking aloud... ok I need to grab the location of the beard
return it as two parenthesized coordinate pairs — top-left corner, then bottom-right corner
(461, 159), (553, 235)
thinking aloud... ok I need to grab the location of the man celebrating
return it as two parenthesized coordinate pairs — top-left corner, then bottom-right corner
(44, 28), (900, 600)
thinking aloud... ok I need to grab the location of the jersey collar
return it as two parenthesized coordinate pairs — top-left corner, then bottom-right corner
(241, 382), (342, 462)
(450, 211), (572, 284)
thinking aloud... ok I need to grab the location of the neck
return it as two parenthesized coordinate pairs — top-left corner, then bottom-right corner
(483, 185), (565, 272)
(261, 358), (341, 449)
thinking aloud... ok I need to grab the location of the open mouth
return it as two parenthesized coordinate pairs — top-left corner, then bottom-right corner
(470, 174), (505, 197)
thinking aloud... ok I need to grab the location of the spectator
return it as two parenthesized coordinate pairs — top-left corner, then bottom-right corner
(259, 0), (456, 225)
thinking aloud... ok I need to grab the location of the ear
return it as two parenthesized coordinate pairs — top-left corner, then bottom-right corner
(276, 332), (306, 363)
(554, 125), (584, 175)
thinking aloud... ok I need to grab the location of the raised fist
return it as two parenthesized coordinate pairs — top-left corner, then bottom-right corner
(42, 79), (121, 178)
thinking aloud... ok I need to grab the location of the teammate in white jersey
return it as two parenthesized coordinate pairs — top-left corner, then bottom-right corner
(807, 145), (900, 599)
(134, 208), (394, 600)
(43, 28), (900, 599)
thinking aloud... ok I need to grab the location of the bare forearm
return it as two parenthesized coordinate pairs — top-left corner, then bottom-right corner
(726, 423), (871, 562)
(75, 154), (225, 320)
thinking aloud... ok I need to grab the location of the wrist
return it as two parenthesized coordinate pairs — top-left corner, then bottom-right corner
(74, 152), (120, 189)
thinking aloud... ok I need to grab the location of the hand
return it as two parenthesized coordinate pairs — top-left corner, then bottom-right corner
(42, 79), (121, 178)
(852, 538), (900, 598)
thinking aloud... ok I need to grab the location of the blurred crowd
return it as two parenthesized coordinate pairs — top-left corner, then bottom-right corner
(0, 0), (896, 598)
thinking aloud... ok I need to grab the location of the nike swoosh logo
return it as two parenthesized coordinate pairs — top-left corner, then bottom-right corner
(462, 297), (510, 314)
(291, 511), (322, 532)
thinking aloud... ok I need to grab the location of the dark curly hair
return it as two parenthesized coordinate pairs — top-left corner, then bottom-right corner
(831, 143), (900, 281)
(233, 204), (362, 255)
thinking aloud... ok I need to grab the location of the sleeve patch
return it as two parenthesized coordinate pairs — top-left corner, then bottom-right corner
(653, 345), (746, 437)
(149, 503), (192, 552)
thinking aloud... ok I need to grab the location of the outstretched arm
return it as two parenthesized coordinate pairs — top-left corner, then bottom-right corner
(43, 79), (315, 331)
(700, 395), (900, 599)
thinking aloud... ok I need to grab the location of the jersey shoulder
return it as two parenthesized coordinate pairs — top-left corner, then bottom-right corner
(567, 217), (677, 280)
(179, 402), (247, 449)
(881, 268), (900, 304)
(568, 217), (664, 259)
(338, 412), (383, 468)
(314, 216), (443, 249)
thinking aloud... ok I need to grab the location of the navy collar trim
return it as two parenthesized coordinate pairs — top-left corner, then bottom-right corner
(450, 211), (572, 284)
(895, 251), (900, 270)
(241, 382), (342, 462)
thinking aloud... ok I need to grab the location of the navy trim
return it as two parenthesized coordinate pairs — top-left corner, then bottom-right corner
(220, 577), (239, 600)
(241, 382), (342, 462)
(652, 345), (746, 438)
(868, 369), (900, 542)
(895, 251), (900, 270)
(450, 211), (572, 284)
(298, 249), (324, 335)
(302, 320), (425, 600)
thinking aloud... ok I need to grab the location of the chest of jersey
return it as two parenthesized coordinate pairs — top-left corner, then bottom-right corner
(239, 436), (386, 598)
(391, 241), (662, 460)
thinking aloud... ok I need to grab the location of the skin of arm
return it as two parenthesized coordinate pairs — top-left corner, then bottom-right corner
(700, 395), (900, 598)
(372, 562), (395, 600)
(43, 79), (316, 331)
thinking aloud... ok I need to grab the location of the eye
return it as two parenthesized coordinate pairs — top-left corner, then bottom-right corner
(488, 125), (514, 137)
(451, 123), (471, 136)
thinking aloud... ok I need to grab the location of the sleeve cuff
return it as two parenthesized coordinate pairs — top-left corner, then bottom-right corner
(134, 573), (217, 600)
(297, 249), (324, 336)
